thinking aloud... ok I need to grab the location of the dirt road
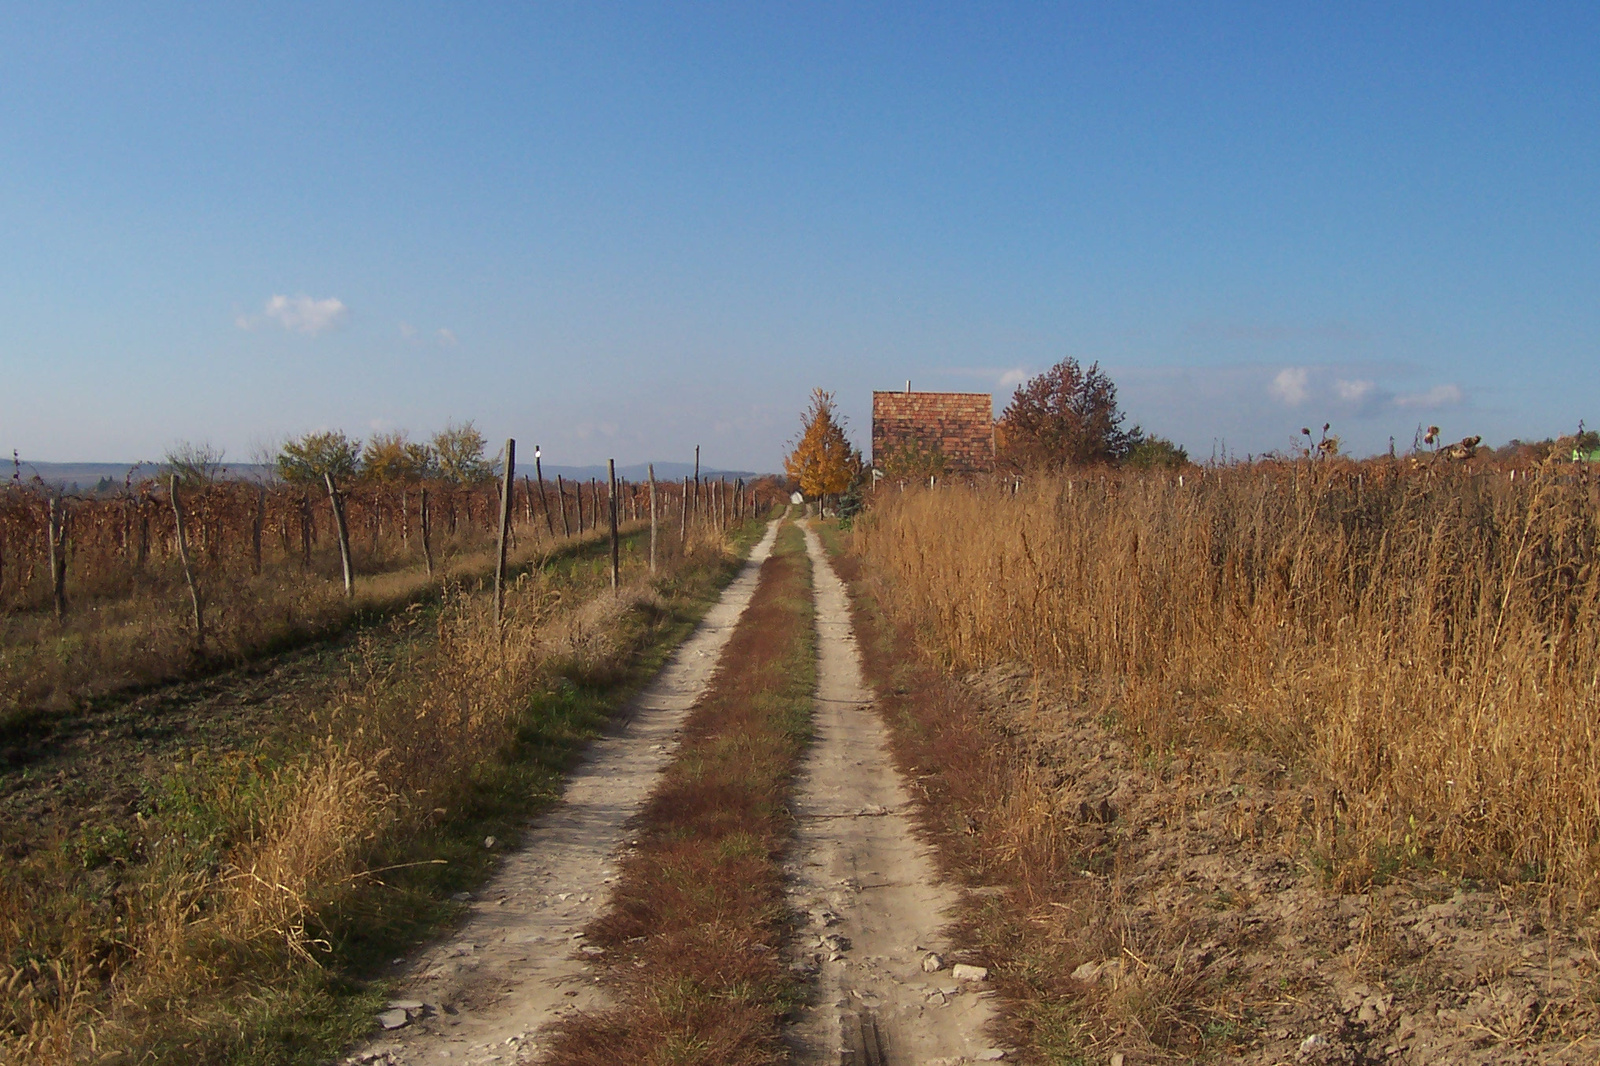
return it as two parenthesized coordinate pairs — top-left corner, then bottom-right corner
(346, 518), (998, 1065)
(782, 523), (1000, 1066)
(347, 519), (781, 1065)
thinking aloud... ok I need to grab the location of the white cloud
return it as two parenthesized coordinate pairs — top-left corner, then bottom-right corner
(436, 328), (458, 346)
(1269, 367), (1310, 405)
(398, 321), (417, 339)
(997, 367), (1028, 389)
(238, 294), (349, 335)
(1394, 384), (1464, 409)
(1335, 379), (1375, 402)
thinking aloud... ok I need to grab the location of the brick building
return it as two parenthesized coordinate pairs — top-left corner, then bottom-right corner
(871, 389), (995, 475)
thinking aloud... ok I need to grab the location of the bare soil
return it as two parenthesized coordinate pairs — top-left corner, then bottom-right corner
(959, 664), (1600, 1065)
(0, 636), (362, 858)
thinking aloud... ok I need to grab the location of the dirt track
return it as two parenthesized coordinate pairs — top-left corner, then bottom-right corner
(346, 520), (780, 1065)
(783, 522), (999, 1065)
(344, 517), (999, 1065)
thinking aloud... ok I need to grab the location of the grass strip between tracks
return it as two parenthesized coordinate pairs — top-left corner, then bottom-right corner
(541, 520), (815, 1066)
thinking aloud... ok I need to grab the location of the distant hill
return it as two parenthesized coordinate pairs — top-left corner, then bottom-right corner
(10, 459), (768, 494)
(8, 461), (273, 494)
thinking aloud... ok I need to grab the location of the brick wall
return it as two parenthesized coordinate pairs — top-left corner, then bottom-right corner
(871, 391), (995, 475)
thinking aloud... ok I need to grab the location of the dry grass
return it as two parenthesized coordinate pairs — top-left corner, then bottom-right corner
(0, 515), (766, 1065)
(856, 461), (1600, 901)
(540, 521), (815, 1066)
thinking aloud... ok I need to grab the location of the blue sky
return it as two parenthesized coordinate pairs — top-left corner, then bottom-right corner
(4, 3), (1596, 469)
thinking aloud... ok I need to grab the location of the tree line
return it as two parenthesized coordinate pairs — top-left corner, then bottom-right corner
(274, 421), (498, 486)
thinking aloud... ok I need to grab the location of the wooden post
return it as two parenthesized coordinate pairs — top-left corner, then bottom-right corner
(648, 463), (658, 575)
(324, 472), (354, 597)
(576, 475), (586, 532)
(535, 447), (555, 537)
(420, 487), (434, 577)
(680, 475), (689, 548)
(299, 491), (313, 567)
(119, 491), (131, 558)
(693, 446), (700, 516)
(555, 474), (571, 537)
(495, 439), (516, 626)
(137, 494), (150, 571)
(608, 458), (620, 591)
(169, 476), (204, 651)
(47, 495), (67, 620)
(252, 485), (266, 575)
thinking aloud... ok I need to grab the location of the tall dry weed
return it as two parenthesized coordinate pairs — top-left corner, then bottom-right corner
(0, 522), (756, 1063)
(856, 463), (1600, 898)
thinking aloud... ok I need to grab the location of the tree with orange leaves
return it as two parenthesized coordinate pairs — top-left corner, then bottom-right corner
(784, 389), (863, 498)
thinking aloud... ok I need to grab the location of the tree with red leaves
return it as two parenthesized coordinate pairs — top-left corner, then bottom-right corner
(997, 358), (1136, 469)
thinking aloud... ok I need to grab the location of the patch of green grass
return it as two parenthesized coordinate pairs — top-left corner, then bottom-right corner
(1022, 999), (1092, 1065)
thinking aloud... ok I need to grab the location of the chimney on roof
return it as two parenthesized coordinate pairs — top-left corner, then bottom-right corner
(905, 380), (911, 394)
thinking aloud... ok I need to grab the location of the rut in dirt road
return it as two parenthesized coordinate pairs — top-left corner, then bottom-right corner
(785, 522), (1001, 1066)
(345, 519), (782, 1066)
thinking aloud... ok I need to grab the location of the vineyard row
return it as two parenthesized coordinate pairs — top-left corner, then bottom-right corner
(0, 472), (766, 615)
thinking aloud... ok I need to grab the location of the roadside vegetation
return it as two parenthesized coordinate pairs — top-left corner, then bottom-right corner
(0, 510), (771, 1065)
(542, 520), (815, 1066)
(857, 461), (1600, 898)
(834, 450), (1600, 1062)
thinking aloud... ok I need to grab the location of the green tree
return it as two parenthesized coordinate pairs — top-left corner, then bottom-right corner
(431, 421), (493, 484)
(784, 389), (863, 498)
(362, 431), (434, 482)
(1124, 435), (1189, 470)
(276, 431), (361, 484)
(997, 358), (1135, 469)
